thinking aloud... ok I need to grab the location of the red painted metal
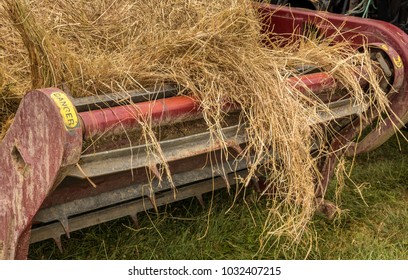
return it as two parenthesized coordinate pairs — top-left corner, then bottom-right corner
(345, 42), (407, 155)
(0, 89), (82, 259)
(259, 4), (408, 155)
(288, 72), (336, 94)
(258, 4), (408, 197)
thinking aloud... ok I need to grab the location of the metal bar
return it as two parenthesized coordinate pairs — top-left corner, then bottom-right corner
(68, 125), (244, 178)
(72, 98), (365, 179)
(35, 159), (248, 225)
(316, 99), (367, 123)
(73, 84), (179, 112)
(30, 170), (247, 245)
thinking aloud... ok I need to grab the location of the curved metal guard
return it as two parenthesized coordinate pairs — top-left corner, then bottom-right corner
(0, 88), (82, 259)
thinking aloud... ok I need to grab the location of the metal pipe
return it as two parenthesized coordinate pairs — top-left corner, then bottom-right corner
(79, 72), (339, 139)
(79, 96), (200, 139)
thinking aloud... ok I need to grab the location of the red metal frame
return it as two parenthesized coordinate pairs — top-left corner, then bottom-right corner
(0, 89), (82, 259)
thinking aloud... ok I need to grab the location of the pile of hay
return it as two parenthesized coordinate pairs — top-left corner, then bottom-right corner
(0, 2), (30, 137)
(0, 0), (390, 249)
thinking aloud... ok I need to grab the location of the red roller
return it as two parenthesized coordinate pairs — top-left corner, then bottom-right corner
(79, 72), (338, 139)
(80, 96), (200, 139)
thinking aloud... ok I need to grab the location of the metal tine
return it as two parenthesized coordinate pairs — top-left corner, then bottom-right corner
(30, 170), (248, 245)
(195, 195), (205, 209)
(229, 140), (243, 154)
(249, 176), (261, 193)
(148, 165), (162, 182)
(214, 168), (231, 190)
(59, 217), (71, 239)
(148, 191), (159, 213)
(129, 214), (139, 228)
(221, 174), (231, 190)
(53, 237), (63, 253)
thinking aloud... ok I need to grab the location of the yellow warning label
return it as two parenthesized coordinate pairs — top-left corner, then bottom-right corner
(51, 92), (79, 130)
(393, 56), (403, 69)
(381, 44), (389, 51)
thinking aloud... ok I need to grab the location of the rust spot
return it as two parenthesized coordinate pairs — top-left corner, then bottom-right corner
(11, 145), (27, 175)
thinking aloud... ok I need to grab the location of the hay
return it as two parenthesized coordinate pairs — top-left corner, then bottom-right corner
(0, 2), (30, 137)
(0, 0), (391, 250)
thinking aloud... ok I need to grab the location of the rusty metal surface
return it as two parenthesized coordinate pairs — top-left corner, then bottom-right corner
(73, 84), (179, 112)
(68, 125), (245, 178)
(30, 170), (248, 247)
(34, 159), (247, 227)
(0, 89), (82, 259)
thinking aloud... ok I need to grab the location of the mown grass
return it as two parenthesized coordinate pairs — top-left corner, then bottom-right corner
(28, 132), (408, 260)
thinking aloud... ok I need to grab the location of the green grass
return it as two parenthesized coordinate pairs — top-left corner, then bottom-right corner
(28, 132), (408, 260)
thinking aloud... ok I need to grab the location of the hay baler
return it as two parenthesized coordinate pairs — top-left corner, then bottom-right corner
(1, 3), (408, 259)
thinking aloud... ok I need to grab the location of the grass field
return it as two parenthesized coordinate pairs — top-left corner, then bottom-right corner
(28, 132), (408, 260)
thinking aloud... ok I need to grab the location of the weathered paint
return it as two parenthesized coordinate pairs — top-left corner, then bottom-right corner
(0, 89), (82, 259)
(259, 3), (408, 156)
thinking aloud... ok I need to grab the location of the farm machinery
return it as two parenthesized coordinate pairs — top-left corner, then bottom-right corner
(1, 3), (408, 259)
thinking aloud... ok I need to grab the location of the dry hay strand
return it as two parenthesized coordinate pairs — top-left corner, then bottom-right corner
(0, 2), (30, 135)
(0, 0), (392, 251)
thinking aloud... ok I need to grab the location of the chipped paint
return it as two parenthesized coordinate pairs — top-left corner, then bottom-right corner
(0, 89), (82, 259)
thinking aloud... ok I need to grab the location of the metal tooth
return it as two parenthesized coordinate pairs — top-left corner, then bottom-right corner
(61, 83), (73, 97)
(53, 237), (63, 253)
(229, 140), (243, 154)
(220, 172), (231, 190)
(148, 192), (158, 213)
(148, 165), (162, 182)
(213, 169), (231, 190)
(129, 214), (139, 228)
(195, 195), (205, 209)
(30, 170), (249, 246)
(59, 218), (71, 239)
(220, 174), (231, 190)
(250, 176), (261, 193)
